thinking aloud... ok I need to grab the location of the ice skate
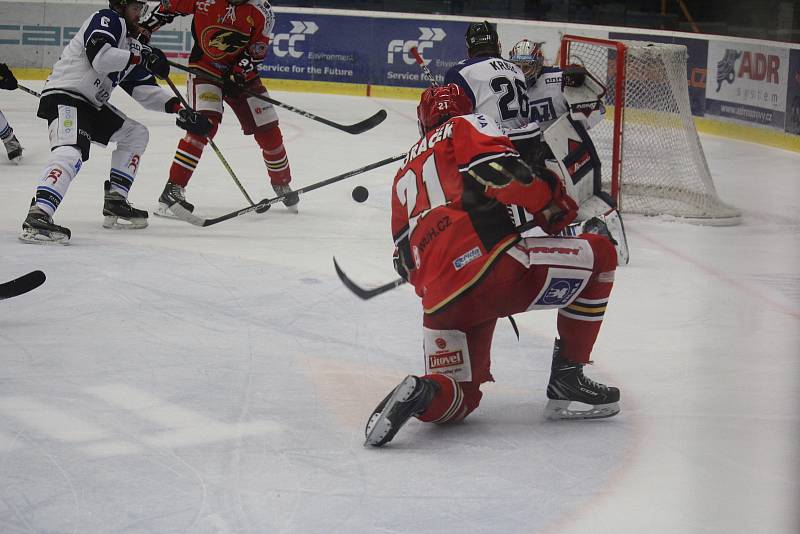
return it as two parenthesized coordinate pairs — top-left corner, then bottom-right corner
(272, 183), (299, 213)
(155, 181), (195, 219)
(102, 181), (148, 229)
(365, 375), (439, 447)
(19, 206), (71, 245)
(3, 134), (23, 164)
(545, 339), (620, 420)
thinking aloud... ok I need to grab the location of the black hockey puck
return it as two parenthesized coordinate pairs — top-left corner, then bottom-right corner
(254, 201), (271, 214)
(351, 186), (369, 203)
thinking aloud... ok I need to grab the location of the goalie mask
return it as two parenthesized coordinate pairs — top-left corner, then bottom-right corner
(509, 39), (545, 86)
(416, 84), (474, 135)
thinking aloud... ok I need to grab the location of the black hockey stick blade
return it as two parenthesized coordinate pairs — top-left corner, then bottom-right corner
(329, 109), (387, 135)
(333, 258), (405, 300)
(0, 270), (46, 300)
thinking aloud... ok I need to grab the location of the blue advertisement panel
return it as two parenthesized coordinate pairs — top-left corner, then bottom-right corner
(258, 14), (470, 87)
(610, 32), (708, 116)
(785, 49), (800, 135)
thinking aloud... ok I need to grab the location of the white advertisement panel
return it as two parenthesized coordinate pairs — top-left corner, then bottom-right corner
(705, 40), (790, 128)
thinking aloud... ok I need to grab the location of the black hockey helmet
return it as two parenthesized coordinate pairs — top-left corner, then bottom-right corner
(465, 20), (500, 57)
(108, 0), (146, 14)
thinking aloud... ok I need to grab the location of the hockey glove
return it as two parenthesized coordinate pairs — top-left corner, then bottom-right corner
(0, 63), (18, 90)
(532, 176), (578, 235)
(392, 246), (414, 282)
(562, 64), (588, 89)
(140, 2), (177, 33)
(231, 55), (259, 86)
(176, 108), (213, 137)
(143, 47), (170, 80)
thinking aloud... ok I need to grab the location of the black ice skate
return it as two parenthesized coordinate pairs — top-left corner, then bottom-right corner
(19, 206), (71, 245)
(3, 134), (23, 164)
(272, 183), (299, 213)
(365, 375), (439, 447)
(155, 181), (195, 219)
(103, 181), (148, 229)
(545, 339), (620, 420)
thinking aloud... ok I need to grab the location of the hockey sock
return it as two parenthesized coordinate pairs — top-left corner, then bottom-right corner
(255, 127), (291, 185)
(169, 119), (218, 187)
(556, 234), (617, 363)
(33, 145), (83, 217)
(109, 150), (141, 198)
(0, 111), (12, 141)
(416, 374), (471, 424)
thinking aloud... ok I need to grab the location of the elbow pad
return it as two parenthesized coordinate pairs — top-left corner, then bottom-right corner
(85, 34), (116, 65)
(467, 157), (534, 188)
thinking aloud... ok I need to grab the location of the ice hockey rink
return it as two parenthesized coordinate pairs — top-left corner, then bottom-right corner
(0, 81), (798, 533)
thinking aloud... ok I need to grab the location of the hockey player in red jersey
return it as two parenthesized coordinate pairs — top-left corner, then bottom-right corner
(364, 84), (621, 447)
(142, 0), (298, 216)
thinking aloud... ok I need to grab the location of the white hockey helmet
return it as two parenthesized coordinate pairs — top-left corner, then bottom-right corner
(509, 39), (545, 84)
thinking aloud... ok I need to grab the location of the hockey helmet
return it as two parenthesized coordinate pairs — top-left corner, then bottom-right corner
(416, 84), (474, 134)
(465, 20), (500, 57)
(509, 39), (545, 84)
(108, 0), (147, 17)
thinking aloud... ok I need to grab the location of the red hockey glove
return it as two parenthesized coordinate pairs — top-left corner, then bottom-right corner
(140, 2), (177, 33)
(231, 56), (259, 85)
(533, 179), (579, 235)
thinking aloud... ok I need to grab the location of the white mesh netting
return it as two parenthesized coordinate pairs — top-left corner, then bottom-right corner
(565, 38), (741, 224)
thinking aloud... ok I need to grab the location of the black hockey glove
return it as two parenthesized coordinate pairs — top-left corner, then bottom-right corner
(140, 3), (177, 33)
(176, 108), (213, 137)
(562, 64), (588, 89)
(143, 47), (170, 80)
(0, 63), (18, 91)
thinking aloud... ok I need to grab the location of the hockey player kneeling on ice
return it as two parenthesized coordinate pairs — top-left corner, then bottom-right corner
(364, 84), (620, 448)
(19, 0), (212, 245)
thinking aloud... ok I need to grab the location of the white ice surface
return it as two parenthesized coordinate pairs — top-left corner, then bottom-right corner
(0, 82), (798, 533)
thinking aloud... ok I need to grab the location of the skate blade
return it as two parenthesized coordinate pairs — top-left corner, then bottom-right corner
(364, 375), (418, 447)
(18, 229), (70, 245)
(103, 215), (148, 230)
(545, 399), (620, 420)
(154, 204), (191, 220)
(284, 204), (299, 214)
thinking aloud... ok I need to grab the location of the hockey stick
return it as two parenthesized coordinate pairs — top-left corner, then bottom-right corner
(410, 47), (439, 87)
(166, 60), (387, 135)
(17, 84), (41, 98)
(0, 270), (46, 301)
(333, 216), (594, 301)
(333, 258), (406, 300)
(168, 153), (406, 227)
(162, 75), (263, 210)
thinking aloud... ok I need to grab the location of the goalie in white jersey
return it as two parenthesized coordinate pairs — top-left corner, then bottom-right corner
(19, 0), (211, 245)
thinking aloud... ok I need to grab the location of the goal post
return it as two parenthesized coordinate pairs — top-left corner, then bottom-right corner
(560, 35), (741, 225)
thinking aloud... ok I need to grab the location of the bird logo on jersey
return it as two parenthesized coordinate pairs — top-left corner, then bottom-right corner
(201, 27), (250, 59)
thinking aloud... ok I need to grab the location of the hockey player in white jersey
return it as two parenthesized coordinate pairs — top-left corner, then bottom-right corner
(19, 0), (212, 245)
(0, 64), (24, 163)
(444, 21), (531, 131)
(444, 21), (543, 168)
(508, 39), (604, 131)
